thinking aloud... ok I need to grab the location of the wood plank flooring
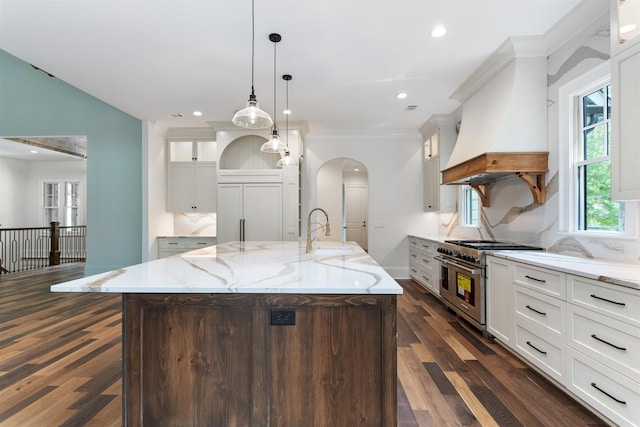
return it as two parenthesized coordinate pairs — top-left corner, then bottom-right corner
(0, 265), (608, 426)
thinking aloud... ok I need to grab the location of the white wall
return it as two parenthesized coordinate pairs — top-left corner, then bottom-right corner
(0, 157), (29, 227)
(26, 160), (86, 227)
(316, 160), (345, 243)
(143, 121), (173, 261)
(303, 131), (437, 277)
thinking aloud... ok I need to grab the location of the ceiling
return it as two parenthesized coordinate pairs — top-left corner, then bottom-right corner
(0, 137), (85, 162)
(0, 0), (588, 134)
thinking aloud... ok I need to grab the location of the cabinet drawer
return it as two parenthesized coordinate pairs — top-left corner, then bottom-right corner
(418, 253), (435, 274)
(515, 322), (563, 382)
(158, 237), (187, 249)
(409, 237), (420, 249)
(514, 285), (565, 340)
(187, 237), (216, 249)
(409, 264), (420, 280)
(513, 263), (565, 299)
(567, 304), (640, 383)
(418, 240), (436, 255)
(566, 347), (640, 427)
(568, 275), (640, 327)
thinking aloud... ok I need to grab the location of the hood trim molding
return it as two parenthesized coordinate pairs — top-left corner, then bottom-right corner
(441, 152), (548, 207)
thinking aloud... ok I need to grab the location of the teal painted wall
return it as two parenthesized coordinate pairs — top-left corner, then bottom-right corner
(0, 49), (142, 274)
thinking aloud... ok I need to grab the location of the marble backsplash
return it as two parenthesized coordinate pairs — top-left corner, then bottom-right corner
(173, 212), (216, 236)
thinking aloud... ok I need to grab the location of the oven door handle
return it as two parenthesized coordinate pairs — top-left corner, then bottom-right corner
(434, 256), (482, 275)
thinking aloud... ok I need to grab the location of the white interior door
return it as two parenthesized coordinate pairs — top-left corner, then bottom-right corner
(345, 184), (368, 251)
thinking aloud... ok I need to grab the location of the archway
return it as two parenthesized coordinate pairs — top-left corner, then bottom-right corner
(316, 158), (368, 251)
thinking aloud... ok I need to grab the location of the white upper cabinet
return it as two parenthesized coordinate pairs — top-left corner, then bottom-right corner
(611, 0), (640, 200)
(167, 139), (217, 212)
(169, 140), (216, 162)
(420, 115), (457, 212)
(610, 0), (640, 56)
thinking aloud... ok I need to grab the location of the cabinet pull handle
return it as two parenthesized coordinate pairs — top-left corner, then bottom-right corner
(591, 383), (626, 405)
(422, 259), (429, 263)
(168, 242), (178, 245)
(524, 275), (546, 283)
(591, 334), (627, 351)
(411, 254), (417, 258)
(526, 341), (547, 355)
(526, 305), (547, 316)
(590, 294), (626, 306)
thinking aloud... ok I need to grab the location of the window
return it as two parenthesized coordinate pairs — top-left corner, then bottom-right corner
(559, 62), (636, 238)
(460, 186), (479, 227)
(576, 84), (624, 232)
(43, 181), (81, 227)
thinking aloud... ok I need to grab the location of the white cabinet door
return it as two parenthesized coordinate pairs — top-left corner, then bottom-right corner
(243, 183), (282, 241)
(486, 256), (514, 345)
(423, 157), (439, 211)
(167, 162), (216, 212)
(217, 183), (282, 243)
(611, 40), (640, 200)
(167, 163), (196, 212)
(194, 163), (217, 212)
(217, 183), (244, 243)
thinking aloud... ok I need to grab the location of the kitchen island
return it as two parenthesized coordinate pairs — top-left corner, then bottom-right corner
(51, 241), (402, 427)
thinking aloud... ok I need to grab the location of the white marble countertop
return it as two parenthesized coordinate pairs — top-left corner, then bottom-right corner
(408, 234), (446, 243)
(51, 241), (403, 295)
(489, 251), (640, 290)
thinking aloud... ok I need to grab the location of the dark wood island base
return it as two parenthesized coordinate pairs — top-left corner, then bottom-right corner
(123, 293), (397, 426)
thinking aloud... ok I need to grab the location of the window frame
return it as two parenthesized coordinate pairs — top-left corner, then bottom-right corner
(42, 180), (83, 228)
(558, 62), (637, 239)
(459, 186), (479, 228)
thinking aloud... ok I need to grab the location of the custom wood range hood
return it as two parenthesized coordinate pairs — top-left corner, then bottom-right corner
(441, 37), (550, 207)
(441, 152), (548, 207)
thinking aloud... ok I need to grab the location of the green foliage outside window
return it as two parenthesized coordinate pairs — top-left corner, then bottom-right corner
(578, 86), (624, 232)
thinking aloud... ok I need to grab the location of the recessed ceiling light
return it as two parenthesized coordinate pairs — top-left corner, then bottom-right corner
(283, 109), (292, 115)
(193, 111), (203, 116)
(431, 25), (447, 38)
(354, 168), (360, 172)
(620, 24), (637, 34)
(30, 150), (38, 154)
(396, 92), (408, 99)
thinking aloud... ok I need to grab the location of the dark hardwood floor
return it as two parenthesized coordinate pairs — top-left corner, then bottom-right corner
(0, 264), (608, 426)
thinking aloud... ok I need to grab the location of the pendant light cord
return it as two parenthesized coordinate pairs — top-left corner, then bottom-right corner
(272, 38), (277, 130)
(285, 77), (289, 149)
(250, 0), (255, 97)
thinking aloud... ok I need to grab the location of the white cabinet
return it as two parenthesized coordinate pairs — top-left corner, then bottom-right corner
(486, 255), (640, 426)
(167, 162), (217, 212)
(408, 236), (439, 296)
(611, 0), (640, 200)
(611, 40), (640, 200)
(420, 116), (457, 212)
(486, 255), (513, 345)
(169, 140), (216, 162)
(217, 183), (282, 243)
(565, 274), (640, 426)
(158, 236), (217, 258)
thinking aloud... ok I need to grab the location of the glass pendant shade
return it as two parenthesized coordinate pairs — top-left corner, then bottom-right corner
(232, 92), (272, 129)
(261, 126), (286, 153)
(276, 151), (298, 167)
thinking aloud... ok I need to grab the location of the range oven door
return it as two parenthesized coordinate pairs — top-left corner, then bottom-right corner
(437, 256), (484, 328)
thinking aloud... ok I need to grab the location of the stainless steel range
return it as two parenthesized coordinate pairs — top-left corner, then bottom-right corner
(435, 240), (543, 331)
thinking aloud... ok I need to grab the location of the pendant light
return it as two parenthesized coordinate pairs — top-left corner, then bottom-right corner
(232, 0), (273, 129)
(277, 74), (298, 167)
(260, 33), (287, 153)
